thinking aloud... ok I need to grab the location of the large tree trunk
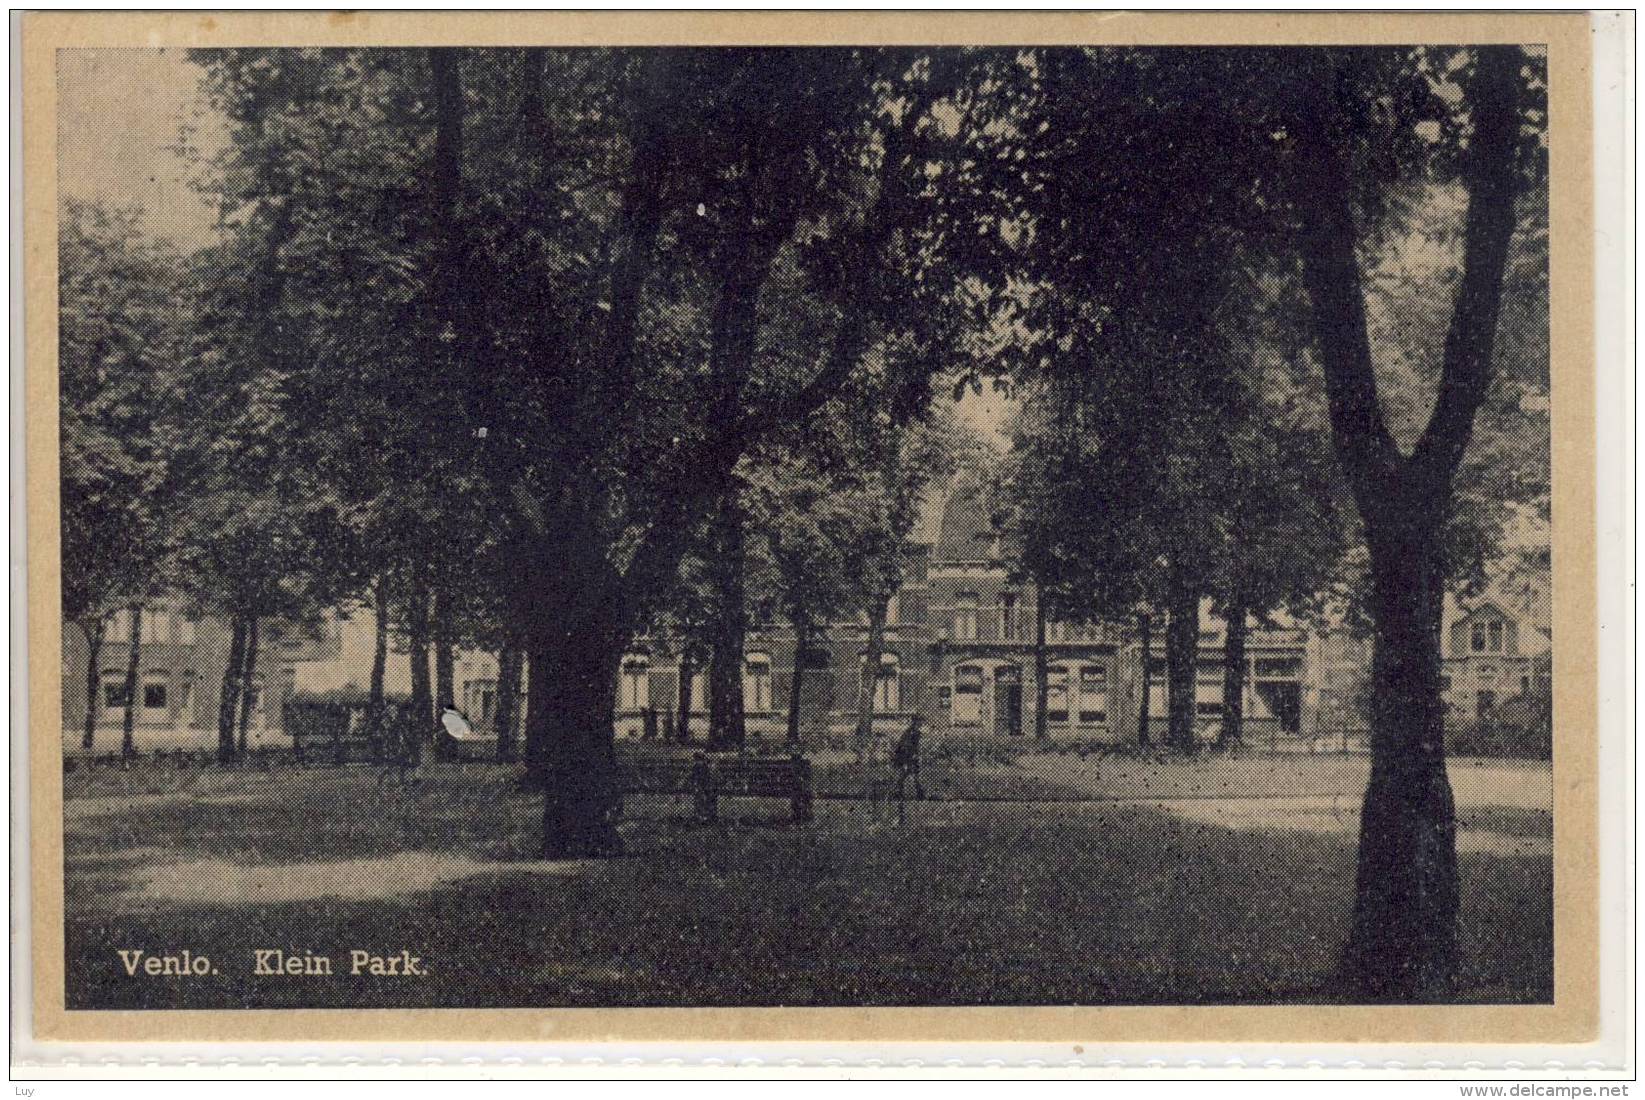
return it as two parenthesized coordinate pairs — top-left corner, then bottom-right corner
(706, 492), (748, 752)
(853, 592), (891, 745)
(1136, 610), (1153, 747)
(495, 642), (521, 762)
(80, 617), (105, 750)
(786, 619), (812, 745)
(1164, 583), (1199, 752)
(1033, 595), (1049, 741)
(524, 578), (626, 858)
(367, 575), (390, 759)
(217, 614), (247, 765)
(120, 603), (142, 757)
(676, 653), (695, 744)
(1218, 598), (1248, 749)
(406, 570), (433, 764)
(1288, 48), (1522, 998)
(236, 616), (259, 753)
(1342, 521), (1459, 998)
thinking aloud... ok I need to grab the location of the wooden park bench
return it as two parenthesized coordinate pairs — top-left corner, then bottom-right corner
(436, 722), (497, 762)
(620, 751), (814, 825)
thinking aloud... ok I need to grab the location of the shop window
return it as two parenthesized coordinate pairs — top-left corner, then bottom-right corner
(1078, 664), (1107, 724)
(1047, 666), (1070, 723)
(618, 657), (649, 711)
(953, 665), (983, 723)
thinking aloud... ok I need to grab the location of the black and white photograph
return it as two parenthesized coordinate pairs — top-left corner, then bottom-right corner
(29, 12), (1595, 1043)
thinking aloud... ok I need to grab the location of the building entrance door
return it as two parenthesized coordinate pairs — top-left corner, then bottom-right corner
(994, 667), (1023, 737)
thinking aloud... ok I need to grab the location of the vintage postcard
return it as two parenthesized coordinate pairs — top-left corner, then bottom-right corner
(17, 9), (1611, 1057)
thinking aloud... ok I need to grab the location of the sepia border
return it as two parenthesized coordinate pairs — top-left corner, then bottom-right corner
(20, 9), (1599, 1047)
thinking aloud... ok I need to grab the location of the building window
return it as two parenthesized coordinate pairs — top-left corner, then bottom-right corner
(1078, 664), (1107, 724)
(1253, 657), (1301, 679)
(954, 593), (979, 641)
(1476, 690), (1496, 718)
(872, 655), (899, 712)
(1196, 659), (1222, 681)
(1471, 623), (1487, 653)
(953, 665), (983, 723)
(936, 686), (951, 710)
(179, 678), (193, 719)
(1001, 592), (1018, 641)
(744, 654), (773, 713)
(1520, 674), (1531, 694)
(1047, 666), (1070, 724)
(172, 616), (197, 645)
(465, 679), (498, 727)
(1046, 620), (1066, 643)
(1488, 620), (1504, 652)
(618, 657), (649, 712)
(142, 678), (168, 713)
(885, 592), (899, 627)
(102, 673), (129, 711)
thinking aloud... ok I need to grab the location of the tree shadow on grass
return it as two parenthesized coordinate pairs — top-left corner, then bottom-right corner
(64, 777), (1551, 1010)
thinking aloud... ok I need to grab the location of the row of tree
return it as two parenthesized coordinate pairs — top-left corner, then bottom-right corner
(61, 45), (1547, 999)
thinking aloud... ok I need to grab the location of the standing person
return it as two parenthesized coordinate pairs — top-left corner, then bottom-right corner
(890, 714), (925, 821)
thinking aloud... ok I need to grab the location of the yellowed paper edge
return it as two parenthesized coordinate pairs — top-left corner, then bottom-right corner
(22, 9), (1598, 1045)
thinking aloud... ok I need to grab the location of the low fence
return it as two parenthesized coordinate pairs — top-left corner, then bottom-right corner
(61, 714), (1551, 775)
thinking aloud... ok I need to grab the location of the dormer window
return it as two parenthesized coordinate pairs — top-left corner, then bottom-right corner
(1470, 617), (1506, 654)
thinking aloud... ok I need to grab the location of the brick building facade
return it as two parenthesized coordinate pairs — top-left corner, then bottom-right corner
(60, 481), (1547, 756)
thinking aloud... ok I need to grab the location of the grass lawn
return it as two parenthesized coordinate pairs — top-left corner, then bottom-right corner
(62, 757), (1552, 1009)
